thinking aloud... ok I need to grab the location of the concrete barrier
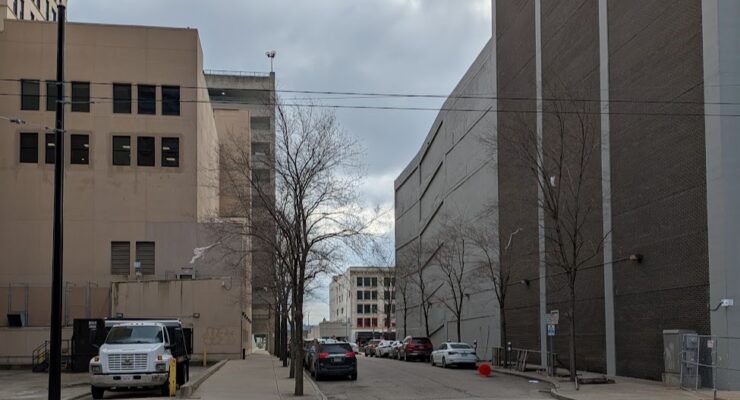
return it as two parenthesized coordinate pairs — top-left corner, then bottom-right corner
(178, 359), (228, 398)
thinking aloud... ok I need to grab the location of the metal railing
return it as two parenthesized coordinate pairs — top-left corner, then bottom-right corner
(31, 339), (71, 373)
(680, 334), (740, 392)
(204, 69), (271, 78)
(491, 346), (558, 374)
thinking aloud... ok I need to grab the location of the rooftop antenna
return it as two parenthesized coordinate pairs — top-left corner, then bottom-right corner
(265, 50), (276, 72)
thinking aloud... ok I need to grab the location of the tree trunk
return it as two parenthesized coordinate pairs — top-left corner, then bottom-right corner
(500, 306), (507, 367)
(273, 305), (281, 357)
(294, 304), (304, 395)
(403, 306), (408, 338)
(456, 316), (461, 342)
(568, 283), (577, 382)
(289, 318), (296, 379)
(423, 306), (430, 337)
(281, 310), (289, 367)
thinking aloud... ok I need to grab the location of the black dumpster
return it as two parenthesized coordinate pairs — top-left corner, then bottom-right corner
(71, 319), (106, 373)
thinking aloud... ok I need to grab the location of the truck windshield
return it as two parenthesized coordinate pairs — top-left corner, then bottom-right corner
(106, 326), (164, 345)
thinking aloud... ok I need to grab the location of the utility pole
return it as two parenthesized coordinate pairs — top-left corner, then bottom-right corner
(48, 4), (66, 400)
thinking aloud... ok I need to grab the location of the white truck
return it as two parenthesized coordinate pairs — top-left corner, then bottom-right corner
(89, 320), (190, 399)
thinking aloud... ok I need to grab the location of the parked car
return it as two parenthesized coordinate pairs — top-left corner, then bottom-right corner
(364, 339), (381, 357)
(375, 340), (395, 358)
(349, 342), (360, 354)
(398, 336), (433, 361)
(431, 342), (478, 369)
(307, 341), (357, 381)
(390, 341), (404, 359)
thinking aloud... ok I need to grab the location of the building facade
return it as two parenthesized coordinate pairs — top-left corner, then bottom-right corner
(0, 0), (64, 30)
(329, 266), (396, 344)
(0, 11), (274, 363)
(395, 0), (740, 390)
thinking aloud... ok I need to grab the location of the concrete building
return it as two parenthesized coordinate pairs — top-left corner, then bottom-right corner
(329, 266), (396, 344)
(0, 0), (64, 30)
(0, 11), (274, 363)
(395, 0), (740, 390)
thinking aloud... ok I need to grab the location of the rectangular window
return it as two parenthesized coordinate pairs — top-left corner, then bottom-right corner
(45, 133), (55, 164)
(364, 304), (371, 314)
(371, 277), (378, 287)
(250, 116), (270, 131)
(113, 83), (132, 114)
(46, 80), (58, 111)
(19, 133), (38, 163)
(44, 0), (48, 20)
(371, 318), (377, 328)
(252, 142), (270, 156)
(161, 137), (179, 167)
(137, 136), (155, 167)
(371, 291), (378, 300)
(18, 0), (24, 19)
(71, 82), (90, 112)
(70, 134), (89, 165)
(384, 304), (391, 314)
(384, 291), (390, 301)
(356, 290), (362, 300)
(162, 85), (180, 116)
(21, 79), (39, 110)
(111, 241), (130, 275)
(135, 241), (155, 275)
(357, 277), (363, 287)
(137, 84), (156, 115)
(364, 318), (371, 327)
(13, 0), (17, 16)
(112, 136), (131, 166)
(372, 304), (378, 314)
(357, 318), (363, 328)
(364, 277), (371, 287)
(356, 304), (362, 314)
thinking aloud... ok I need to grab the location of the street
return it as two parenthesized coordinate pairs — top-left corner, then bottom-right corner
(315, 355), (551, 400)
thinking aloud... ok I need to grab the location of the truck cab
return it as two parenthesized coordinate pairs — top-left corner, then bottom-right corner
(89, 320), (190, 399)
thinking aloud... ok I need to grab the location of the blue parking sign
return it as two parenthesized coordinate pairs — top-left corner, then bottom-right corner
(547, 324), (556, 336)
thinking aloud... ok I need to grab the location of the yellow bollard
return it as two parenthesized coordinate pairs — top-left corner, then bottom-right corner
(169, 358), (177, 397)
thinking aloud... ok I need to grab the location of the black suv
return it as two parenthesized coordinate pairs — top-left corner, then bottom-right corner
(308, 341), (357, 381)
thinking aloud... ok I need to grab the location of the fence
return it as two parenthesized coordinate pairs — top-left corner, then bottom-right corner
(491, 346), (557, 375)
(680, 334), (740, 391)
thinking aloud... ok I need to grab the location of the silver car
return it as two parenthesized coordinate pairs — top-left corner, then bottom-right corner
(430, 342), (478, 368)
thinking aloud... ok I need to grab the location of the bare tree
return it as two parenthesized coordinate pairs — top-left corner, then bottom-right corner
(486, 88), (605, 380)
(407, 239), (438, 338)
(218, 99), (366, 395)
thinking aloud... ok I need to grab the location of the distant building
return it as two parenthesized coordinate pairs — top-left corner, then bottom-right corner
(330, 267), (396, 344)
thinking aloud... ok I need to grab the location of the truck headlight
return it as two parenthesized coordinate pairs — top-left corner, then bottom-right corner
(155, 362), (167, 372)
(90, 365), (102, 374)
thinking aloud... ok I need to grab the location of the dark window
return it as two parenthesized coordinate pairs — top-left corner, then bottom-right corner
(45, 133), (55, 164)
(161, 137), (179, 167)
(372, 304), (378, 314)
(71, 82), (90, 112)
(364, 304), (371, 314)
(136, 241), (155, 275)
(371, 318), (377, 327)
(253, 169), (270, 185)
(384, 291), (390, 301)
(21, 79), (39, 110)
(137, 136), (155, 166)
(252, 142), (270, 156)
(364, 318), (371, 327)
(111, 241), (130, 275)
(357, 277), (363, 287)
(51, 7), (56, 21)
(112, 136), (131, 166)
(70, 134), (89, 164)
(356, 304), (362, 314)
(18, 0), (24, 19)
(13, 0), (18, 16)
(364, 277), (371, 287)
(357, 318), (363, 328)
(19, 133), (38, 163)
(250, 116), (270, 130)
(44, 0), (48, 20)
(384, 277), (391, 287)
(137, 85), (156, 115)
(162, 85), (180, 116)
(356, 290), (362, 300)
(371, 277), (378, 287)
(371, 291), (378, 300)
(113, 84), (132, 114)
(30, 13), (34, 20)
(45, 80), (58, 111)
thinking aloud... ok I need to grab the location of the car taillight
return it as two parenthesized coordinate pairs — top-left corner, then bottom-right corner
(345, 352), (356, 358)
(318, 352), (330, 359)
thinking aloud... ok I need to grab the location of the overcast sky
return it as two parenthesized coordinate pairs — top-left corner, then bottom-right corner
(69, 0), (492, 323)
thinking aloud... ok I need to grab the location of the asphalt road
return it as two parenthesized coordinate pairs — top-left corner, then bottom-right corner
(314, 354), (551, 400)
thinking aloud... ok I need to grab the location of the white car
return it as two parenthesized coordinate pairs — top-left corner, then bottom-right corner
(375, 340), (395, 358)
(350, 342), (360, 354)
(431, 342), (478, 368)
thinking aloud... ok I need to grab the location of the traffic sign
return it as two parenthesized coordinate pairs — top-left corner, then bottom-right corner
(547, 324), (556, 337)
(546, 310), (559, 325)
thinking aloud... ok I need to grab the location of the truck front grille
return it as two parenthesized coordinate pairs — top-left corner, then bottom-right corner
(108, 353), (148, 372)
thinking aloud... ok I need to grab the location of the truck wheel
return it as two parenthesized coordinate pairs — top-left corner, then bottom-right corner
(91, 386), (104, 399)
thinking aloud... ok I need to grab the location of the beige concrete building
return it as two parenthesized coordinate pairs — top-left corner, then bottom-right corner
(329, 267), (396, 344)
(0, 0), (65, 30)
(0, 11), (274, 363)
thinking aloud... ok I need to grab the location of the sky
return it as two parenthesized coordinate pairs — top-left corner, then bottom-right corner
(69, 0), (493, 323)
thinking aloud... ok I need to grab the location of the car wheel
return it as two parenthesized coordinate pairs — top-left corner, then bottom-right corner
(431, 356), (436, 367)
(442, 357), (447, 369)
(91, 386), (104, 399)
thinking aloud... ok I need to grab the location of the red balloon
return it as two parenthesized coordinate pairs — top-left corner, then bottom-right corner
(478, 363), (492, 377)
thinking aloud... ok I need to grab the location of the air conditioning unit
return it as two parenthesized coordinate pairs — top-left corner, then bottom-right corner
(176, 267), (195, 280)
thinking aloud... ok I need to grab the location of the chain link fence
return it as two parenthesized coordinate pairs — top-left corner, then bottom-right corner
(680, 334), (740, 392)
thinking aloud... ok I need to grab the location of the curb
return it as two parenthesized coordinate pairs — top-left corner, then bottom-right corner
(491, 367), (561, 389)
(63, 392), (90, 400)
(178, 359), (229, 398)
(303, 369), (328, 400)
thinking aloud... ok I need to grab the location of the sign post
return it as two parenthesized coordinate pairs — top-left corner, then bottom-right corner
(546, 310), (559, 376)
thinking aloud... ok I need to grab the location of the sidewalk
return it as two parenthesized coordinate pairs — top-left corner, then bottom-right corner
(492, 367), (740, 400)
(193, 351), (319, 399)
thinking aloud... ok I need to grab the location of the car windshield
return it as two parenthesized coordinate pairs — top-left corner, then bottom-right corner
(450, 344), (472, 349)
(322, 344), (352, 354)
(106, 326), (164, 345)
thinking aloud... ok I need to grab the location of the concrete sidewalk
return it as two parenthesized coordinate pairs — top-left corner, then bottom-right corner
(493, 367), (740, 400)
(192, 352), (319, 399)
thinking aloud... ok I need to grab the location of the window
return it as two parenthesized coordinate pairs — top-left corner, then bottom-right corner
(364, 304), (371, 314)
(18, 0), (24, 19)
(356, 304), (363, 314)
(384, 291), (390, 301)
(250, 116), (270, 131)
(357, 318), (363, 328)
(356, 290), (363, 300)
(112, 136), (131, 166)
(135, 241), (155, 275)
(252, 142), (270, 156)
(19, 133), (38, 163)
(71, 82), (90, 112)
(45, 133), (55, 164)
(111, 241), (130, 275)
(371, 277), (378, 287)
(51, 7), (56, 21)
(21, 79), (39, 110)
(357, 277), (363, 287)
(384, 304), (391, 314)
(371, 318), (377, 327)
(70, 134), (89, 164)
(253, 169), (270, 185)
(371, 291), (378, 300)
(113, 84), (132, 114)
(12, 0), (18, 16)
(137, 136), (155, 166)
(161, 137), (179, 167)
(372, 304), (378, 314)
(137, 84), (156, 115)
(364, 277), (371, 287)
(364, 318), (371, 327)
(384, 277), (391, 287)
(44, 0), (48, 20)
(162, 85), (180, 116)
(384, 318), (390, 328)
(45, 80), (58, 111)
